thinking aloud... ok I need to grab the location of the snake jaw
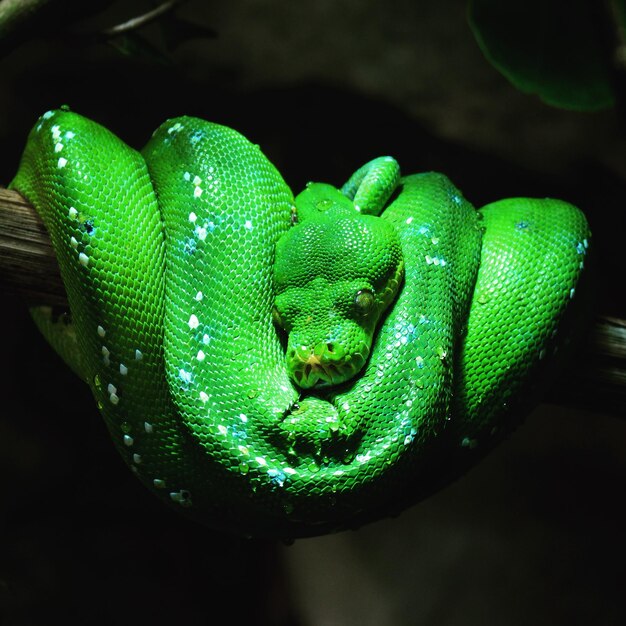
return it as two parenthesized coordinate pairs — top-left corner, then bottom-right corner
(288, 341), (368, 389)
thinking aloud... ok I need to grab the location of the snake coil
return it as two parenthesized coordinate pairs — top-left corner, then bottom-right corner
(10, 109), (590, 538)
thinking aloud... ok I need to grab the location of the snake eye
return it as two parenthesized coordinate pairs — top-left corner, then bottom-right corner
(355, 289), (375, 315)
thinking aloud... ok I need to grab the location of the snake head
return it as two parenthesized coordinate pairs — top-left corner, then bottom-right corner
(274, 279), (379, 388)
(273, 184), (404, 389)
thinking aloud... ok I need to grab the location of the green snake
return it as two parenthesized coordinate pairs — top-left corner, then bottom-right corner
(9, 109), (590, 539)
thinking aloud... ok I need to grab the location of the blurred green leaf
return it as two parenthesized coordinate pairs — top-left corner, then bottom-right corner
(468, 0), (626, 110)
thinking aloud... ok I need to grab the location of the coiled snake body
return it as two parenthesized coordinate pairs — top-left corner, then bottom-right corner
(10, 110), (590, 538)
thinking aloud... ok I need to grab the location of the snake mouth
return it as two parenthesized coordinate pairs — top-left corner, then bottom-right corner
(288, 342), (368, 389)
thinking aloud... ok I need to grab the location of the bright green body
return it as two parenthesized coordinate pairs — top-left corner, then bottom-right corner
(10, 110), (590, 538)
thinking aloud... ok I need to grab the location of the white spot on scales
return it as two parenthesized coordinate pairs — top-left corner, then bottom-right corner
(188, 314), (199, 329)
(107, 382), (119, 405)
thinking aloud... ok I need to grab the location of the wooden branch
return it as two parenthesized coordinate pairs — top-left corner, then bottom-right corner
(0, 187), (66, 306)
(546, 315), (626, 417)
(1, 185), (625, 417)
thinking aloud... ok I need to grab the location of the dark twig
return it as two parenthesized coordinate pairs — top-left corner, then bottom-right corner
(101, 0), (184, 37)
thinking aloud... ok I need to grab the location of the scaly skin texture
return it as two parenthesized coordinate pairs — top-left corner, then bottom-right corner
(9, 109), (591, 539)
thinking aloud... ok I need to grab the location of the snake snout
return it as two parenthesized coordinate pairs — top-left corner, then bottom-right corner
(287, 340), (367, 389)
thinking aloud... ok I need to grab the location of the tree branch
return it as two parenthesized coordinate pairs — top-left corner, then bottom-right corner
(101, 0), (183, 37)
(0, 186), (66, 306)
(0, 185), (624, 417)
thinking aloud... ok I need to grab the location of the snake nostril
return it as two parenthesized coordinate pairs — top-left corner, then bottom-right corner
(326, 342), (335, 354)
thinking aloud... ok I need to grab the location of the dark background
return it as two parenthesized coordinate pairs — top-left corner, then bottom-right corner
(1, 1), (625, 624)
